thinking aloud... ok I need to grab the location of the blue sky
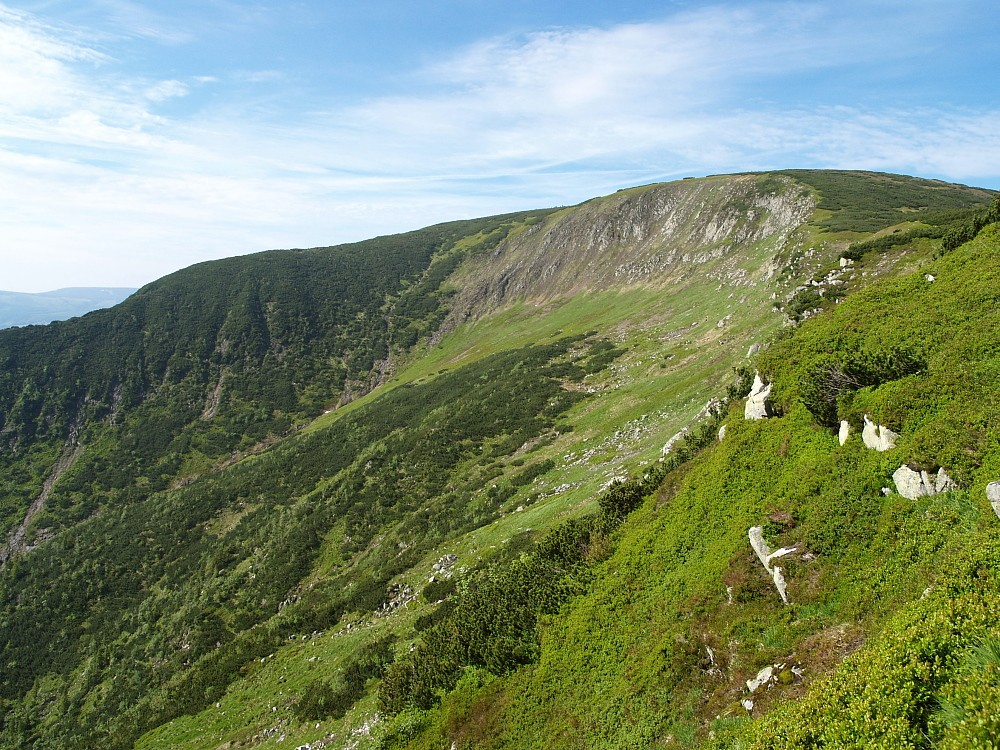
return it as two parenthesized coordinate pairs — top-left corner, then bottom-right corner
(1, 1), (998, 292)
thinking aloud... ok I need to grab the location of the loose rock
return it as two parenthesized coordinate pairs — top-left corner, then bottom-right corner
(861, 415), (898, 451)
(744, 372), (772, 420)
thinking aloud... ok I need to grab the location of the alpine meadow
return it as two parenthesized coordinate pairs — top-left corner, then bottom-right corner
(4, 170), (1000, 750)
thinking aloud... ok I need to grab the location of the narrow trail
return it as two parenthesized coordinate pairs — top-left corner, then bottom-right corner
(0, 442), (83, 564)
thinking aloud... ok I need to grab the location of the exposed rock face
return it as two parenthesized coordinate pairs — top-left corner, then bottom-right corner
(838, 420), (851, 446)
(987, 481), (1000, 518)
(440, 174), (815, 327)
(744, 372), (773, 420)
(861, 415), (898, 451)
(748, 526), (796, 604)
(892, 465), (958, 499)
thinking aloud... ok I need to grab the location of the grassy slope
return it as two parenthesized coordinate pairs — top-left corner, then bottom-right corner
(398, 224), (1000, 749)
(2, 172), (993, 750)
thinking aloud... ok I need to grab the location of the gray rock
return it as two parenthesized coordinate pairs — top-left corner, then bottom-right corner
(892, 465), (958, 499)
(747, 342), (761, 358)
(936, 468), (958, 493)
(862, 415), (898, 451)
(986, 481), (1000, 518)
(744, 372), (773, 420)
(892, 465), (929, 499)
(718, 425), (727, 442)
(748, 526), (796, 604)
(838, 420), (851, 446)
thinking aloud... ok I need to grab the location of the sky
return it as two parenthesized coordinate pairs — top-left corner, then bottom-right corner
(1, 1), (999, 292)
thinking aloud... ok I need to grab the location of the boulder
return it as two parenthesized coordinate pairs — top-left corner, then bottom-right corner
(936, 468), (958, 493)
(748, 526), (796, 604)
(718, 425), (727, 442)
(744, 372), (773, 420)
(986, 481), (1000, 518)
(861, 415), (898, 451)
(892, 465), (958, 499)
(838, 420), (851, 446)
(747, 342), (761, 358)
(892, 466), (928, 499)
(661, 428), (689, 456)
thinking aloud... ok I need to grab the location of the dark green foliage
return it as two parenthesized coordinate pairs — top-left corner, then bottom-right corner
(799, 345), (926, 427)
(776, 170), (995, 233)
(597, 478), (646, 528)
(422, 578), (457, 603)
(295, 636), (397, 721)
(378, 553), (587, 714)
(941, 195), (1000, 252)
(0, 334), (596, 750)
(294, 679), (341, 722)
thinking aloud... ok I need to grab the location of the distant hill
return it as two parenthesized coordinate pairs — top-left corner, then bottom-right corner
(0, 287), (137, 328)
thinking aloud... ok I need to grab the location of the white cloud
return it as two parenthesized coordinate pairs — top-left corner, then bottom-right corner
(0, 1), (998, 292)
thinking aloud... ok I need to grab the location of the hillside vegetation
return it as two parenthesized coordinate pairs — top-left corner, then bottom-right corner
(0, 171), (997, 750)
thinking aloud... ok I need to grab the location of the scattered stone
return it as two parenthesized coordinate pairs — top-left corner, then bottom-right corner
(838, 420), (850, 446)
(892, 465), (959, 499)
(744, 372), (773, 420)
(925, 274), (935, 282)
(741, 698), (754, 712)
(839, 257), (854, 268)
(747, 342), (761, 357)
(988, 481), (1000, 519)
(861, 415), (898, 451)
(718, 425), (727, 442)
(746, 665), (775, 693)
(661, 428), (689, 456)
(748, 526), (796, 604)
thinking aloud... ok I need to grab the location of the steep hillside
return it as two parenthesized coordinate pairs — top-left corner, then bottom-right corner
(0, 171), (995, 750)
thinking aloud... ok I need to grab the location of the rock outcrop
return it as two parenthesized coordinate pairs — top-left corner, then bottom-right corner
(748, 526), (796, 604)
(892, 465), (958, 499)
(861, 415), (898, 451)
(744, 373), (773, 420)
(986, 481), (1000, 518)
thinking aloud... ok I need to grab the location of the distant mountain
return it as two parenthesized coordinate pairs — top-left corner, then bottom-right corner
(0, 287), (137, 329)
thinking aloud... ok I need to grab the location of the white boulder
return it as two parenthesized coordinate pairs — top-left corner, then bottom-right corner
(838, 420), (851, 446)
(744, 372), (773, 420)
(748, 526), (796, 604)
(892, 465), (959, 499)
(987, 481), (1000, 519)
(862, 415), (898, 451)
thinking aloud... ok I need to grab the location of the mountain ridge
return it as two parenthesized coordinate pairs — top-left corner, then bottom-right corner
(0, 170), (998, 750)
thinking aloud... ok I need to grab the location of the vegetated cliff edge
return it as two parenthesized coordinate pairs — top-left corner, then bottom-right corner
(443, 174), (813, 327)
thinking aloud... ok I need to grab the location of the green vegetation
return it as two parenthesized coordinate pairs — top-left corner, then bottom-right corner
(1, 171), (998, 750)
(776, 170), (995, 233)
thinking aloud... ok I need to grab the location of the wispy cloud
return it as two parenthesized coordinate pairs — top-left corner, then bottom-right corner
(1, 1), (998, 291)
